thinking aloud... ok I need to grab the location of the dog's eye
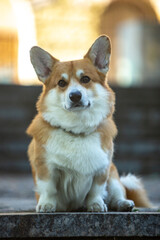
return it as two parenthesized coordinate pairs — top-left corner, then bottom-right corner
(80, 76), (90, 84)
(58, 79), (67, 87)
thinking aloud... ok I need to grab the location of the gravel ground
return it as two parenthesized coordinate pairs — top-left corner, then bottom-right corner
(0, 173), (159, 212)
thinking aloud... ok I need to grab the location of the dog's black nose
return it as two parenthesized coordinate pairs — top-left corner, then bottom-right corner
(69, 91), (82, 103)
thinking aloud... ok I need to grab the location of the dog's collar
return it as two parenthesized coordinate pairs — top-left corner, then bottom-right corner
(60, 127), (86, 136)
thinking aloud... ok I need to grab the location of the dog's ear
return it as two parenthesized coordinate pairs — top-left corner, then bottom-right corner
(30, 46), (59, 83)
(84, 35), (111, 75)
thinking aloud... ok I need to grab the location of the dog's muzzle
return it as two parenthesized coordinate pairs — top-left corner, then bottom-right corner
(67, 90), (90, 110)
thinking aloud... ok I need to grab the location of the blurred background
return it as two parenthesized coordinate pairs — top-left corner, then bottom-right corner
(0, 0), (160, 211)
(1, 0), (160, 86)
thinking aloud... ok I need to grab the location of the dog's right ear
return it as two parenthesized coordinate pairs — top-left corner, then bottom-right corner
(30, 46), (59, 83)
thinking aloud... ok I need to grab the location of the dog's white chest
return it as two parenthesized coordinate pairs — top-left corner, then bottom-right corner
(45, 129), (109, 175)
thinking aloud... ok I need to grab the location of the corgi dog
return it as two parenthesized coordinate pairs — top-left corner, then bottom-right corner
(27, 35), (151, 212)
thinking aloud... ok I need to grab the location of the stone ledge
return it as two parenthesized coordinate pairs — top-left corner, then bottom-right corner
(0, 212), (160, 238)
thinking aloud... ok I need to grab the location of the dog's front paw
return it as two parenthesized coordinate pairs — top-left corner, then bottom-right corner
(117, 199), (135, 212)
(87, 202), (108, 212)
(87, 198), (108, 212)
(36, 202), (56, 213)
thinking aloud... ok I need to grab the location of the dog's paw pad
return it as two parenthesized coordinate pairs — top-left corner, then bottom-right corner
(117, 200), (135, 212)
(87, 202), (108, 212)
(36, 203), (56, 213)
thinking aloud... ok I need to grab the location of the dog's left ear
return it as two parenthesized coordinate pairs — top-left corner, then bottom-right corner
(84, 35), (111, 75)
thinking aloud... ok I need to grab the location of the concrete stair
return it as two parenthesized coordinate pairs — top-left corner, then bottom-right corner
(0, 85), (160, 175)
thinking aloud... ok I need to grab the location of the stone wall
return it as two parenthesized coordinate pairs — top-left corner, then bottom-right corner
(0, 84), (159, 174)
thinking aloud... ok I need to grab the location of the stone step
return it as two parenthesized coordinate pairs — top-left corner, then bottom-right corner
(0, 211), (160, 239)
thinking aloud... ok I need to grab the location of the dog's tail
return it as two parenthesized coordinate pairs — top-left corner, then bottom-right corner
(120, 174), (152, 208)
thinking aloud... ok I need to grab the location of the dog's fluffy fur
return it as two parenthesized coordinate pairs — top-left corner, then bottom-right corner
(27, 35), (151, 212)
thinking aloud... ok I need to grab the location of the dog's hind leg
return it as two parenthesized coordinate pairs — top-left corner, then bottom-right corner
(107, 164), (135, 211)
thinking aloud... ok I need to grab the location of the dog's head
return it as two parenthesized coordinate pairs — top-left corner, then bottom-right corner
(30, 35), (115, 134)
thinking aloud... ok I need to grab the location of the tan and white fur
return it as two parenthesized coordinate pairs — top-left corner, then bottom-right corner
(27, 35), (151, 212)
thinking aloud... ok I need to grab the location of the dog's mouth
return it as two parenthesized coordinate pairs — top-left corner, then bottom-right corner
(65, 101), (91, 111)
